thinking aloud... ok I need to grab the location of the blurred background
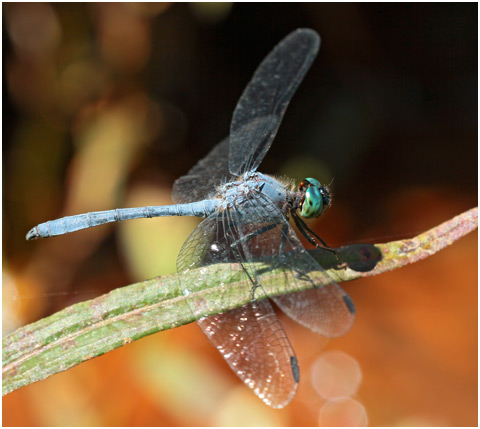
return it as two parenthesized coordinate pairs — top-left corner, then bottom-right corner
(2, 3), (477, 426)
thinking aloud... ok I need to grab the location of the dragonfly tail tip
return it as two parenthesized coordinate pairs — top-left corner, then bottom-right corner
(26, 228), (40, 241)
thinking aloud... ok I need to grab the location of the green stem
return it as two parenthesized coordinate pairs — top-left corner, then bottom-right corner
(2, 207), (477, 396)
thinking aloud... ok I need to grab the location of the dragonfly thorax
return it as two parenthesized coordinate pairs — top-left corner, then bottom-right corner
(218, 172), (291, 215)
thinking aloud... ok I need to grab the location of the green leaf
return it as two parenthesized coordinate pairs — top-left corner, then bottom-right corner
(2, 207), (477, 396)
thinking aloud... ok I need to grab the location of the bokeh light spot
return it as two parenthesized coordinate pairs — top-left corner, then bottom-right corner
(310, 350), (362, 399)
(319, 397), (368, 427)
(6, 3), (61, 58)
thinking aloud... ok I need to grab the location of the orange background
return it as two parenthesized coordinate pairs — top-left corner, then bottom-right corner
(3, 3), (477, 426)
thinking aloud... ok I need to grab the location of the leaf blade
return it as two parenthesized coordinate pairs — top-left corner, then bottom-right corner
(3, 207), (477, 396)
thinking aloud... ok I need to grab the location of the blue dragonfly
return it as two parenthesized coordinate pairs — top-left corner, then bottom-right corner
(27, 28), (355, 408)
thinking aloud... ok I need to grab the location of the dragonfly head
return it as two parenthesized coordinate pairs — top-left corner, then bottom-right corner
(299, 178), (331, 219)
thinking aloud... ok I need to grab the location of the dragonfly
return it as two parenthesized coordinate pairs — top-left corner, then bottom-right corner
(27, 28), (355, 408)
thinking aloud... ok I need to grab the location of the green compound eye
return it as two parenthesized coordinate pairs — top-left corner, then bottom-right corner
(303, 177), (321, 189)
(301, 185), (323, 218)
(299, 178), (330, 219)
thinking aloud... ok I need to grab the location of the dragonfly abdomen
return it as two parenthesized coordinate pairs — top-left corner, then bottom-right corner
(26, 200), (220, 240)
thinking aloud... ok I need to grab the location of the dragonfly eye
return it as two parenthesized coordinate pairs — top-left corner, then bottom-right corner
(299, 177), (331, 219)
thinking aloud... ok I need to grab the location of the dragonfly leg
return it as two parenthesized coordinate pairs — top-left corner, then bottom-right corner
(230, 222), (278, 248)
(292, 212), (336, 254)
(278, 222), (316, 287)
(237, 261), (264, 301)
(278, 222), (288, 264)
(236, 221), (308, 300)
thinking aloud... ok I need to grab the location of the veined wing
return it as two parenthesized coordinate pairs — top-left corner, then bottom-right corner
(272, 288), (355, 338)
(199, 300), (299, 409)
(230, 191), (355, 337)
(229, 28), (320, 175)
(173, 29), (320, 203)
(177, 210), (298, 408)
(172, 137), (232, 204)
(177, 184), (354, 406)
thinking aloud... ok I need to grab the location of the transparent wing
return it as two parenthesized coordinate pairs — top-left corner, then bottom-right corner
(199, 301), (299, 409)
(272, 288), (355, 338)
(177, 187), (354, 406)
(172, 137), (232, 204)
(173, 29), (320, 204)
(230, 192), (355, 337)
(177, 211), (298, 408)
(229, 28), (320, 175)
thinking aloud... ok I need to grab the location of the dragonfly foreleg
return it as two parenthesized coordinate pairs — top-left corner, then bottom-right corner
(292, 212), (336, 254)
